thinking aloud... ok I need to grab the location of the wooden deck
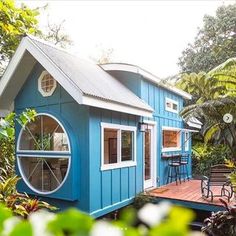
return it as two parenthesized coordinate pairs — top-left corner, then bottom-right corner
(149, 179), (235, 211)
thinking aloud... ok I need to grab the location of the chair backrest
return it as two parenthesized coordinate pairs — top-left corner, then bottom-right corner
(209, 164), (233, 185)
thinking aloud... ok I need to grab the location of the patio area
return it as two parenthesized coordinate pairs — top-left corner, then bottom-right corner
(148, 179), (236, 211)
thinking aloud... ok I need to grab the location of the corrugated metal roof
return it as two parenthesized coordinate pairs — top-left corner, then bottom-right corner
(30, 37), (153, 113)
(101, 63), (192, 100)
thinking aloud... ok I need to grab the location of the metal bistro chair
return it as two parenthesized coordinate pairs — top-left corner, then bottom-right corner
(179, 153), (190, 182)
(166, 154), (182, 185)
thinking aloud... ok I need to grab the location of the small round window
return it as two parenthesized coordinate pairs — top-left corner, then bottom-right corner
(17, 114), (71, 194)
(38, 71), (57, 97)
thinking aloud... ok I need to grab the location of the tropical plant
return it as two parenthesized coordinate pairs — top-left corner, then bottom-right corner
(0, 201), (198, 236)
(202, 198), (236, 236)
(192, 143), (231, 177)
(0, 176), (56, 218)
(181, 96), (236, 158)
(133, 192), (156, 210)
(180, 58), (236, 160)
(176, 72), (227, 105)
(178, 3), (236, 73)
(0, 109), (36, 179)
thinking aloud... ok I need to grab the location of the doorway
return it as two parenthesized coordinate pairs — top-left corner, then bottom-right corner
(144, 123), (156, 189)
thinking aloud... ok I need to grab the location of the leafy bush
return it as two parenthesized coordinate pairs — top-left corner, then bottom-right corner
(0, 110), (36, 179)
(133, 192), (156, 210)
(0, 201), (198, 236)
(0, 176), (56, 218)
(202, 199), (236, 236)
(192, 143), (231, 177)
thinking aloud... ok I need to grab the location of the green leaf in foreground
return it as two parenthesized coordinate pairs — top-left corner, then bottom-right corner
(47, 208), (94, 236)
(0, 204), (12, 232)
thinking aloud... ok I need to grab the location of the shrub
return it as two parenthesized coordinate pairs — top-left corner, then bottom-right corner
(192, 143), (231, 177)
(0, 201), (197, 236)
(202, 199), (236, 236)
(0, 176), (56, 218)
(133, 192), (156, 210)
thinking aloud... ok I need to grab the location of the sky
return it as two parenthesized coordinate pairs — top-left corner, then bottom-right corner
(18, 0), (235, 78)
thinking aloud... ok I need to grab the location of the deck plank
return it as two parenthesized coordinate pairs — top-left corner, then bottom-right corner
(149, 180), (235, 207)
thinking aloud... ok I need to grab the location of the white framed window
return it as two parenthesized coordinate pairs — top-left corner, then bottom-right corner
(165, 98), (179, 113)
(17, 113), (71, 195)
(184, 132), (190, 151)
(38, 71), (57, 97)
(101, 123), (136, 170)
(162, 126), (181, 152)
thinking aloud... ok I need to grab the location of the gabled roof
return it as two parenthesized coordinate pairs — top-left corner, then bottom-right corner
(0, 36), (153, 117)
(101, 63), (192, 100)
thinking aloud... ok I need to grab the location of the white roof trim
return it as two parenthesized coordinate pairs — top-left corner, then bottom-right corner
(101, 63), (192, 100)
(0, 37), (83, 108)
(181, 128), (199, 133)
(185, 117), (202, 129)
(82, 95), (153, 118)
(187, 121), (202, 129)
(0, 38), (28, 97)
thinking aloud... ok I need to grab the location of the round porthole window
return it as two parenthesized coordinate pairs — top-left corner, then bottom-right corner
(17, 114), (71, 194)
(38, 71), (57, 97)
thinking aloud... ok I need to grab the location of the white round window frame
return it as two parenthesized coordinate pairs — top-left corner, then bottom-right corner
(38, 71), (57, 97)
(16, 113), (71, 195)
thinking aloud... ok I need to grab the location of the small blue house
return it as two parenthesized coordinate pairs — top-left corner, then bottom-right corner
(0, 36), (194, 217)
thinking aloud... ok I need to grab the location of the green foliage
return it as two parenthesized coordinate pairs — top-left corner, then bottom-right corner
(0, 202), (197, 236)
(0, 0), (72, 74)
(8, 221), (33, 236)
(149, 207), (194, 236)
(192, 143), (231, 176)
(180, 58), (236, 159)
(178, 3), (236, 73)
(202, 199), (236, 236)
(48, 209), (94, 235)
(133, 193), (156, 210)
(0, 0), (39, 72)
(0, 205), (12, 232)
(0, 109), (36, 179)
(176, 72), (228, 105)
(0, 176), (57, 218)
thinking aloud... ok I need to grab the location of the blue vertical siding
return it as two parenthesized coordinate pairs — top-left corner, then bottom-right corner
(88, 108), (142, 216)
(108, 70), (192, 187)
(14, 62), (90, 212)
(14, 62), (191, 217)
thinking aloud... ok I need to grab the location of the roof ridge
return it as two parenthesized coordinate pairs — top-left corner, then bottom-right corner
(26, 34), (76, 57)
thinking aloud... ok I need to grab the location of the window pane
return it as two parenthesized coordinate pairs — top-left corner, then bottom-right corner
(41, 74), (55, 93)
(172, 103), (178, 111)
(19, 115), (69, 151)
(19, 156), (69, 193)
(166, 102), (172, 108)
(163, 130), (180, 148)
(185, 132), (189, 150)
(19, 116), (42, 150)
(104, 129), (118, 164)
(121, 131), (133, 161)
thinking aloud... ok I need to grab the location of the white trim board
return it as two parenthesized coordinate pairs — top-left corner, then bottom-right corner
(83, 96), (153, 118)
(143, 120), (157, 189)
(101, 63), (192, 100)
